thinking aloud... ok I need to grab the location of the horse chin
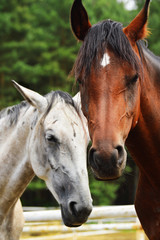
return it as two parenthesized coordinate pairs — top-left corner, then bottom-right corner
(94, 174), (120, 181)
(91, 167), (124, 181)
(89, 145), (127, 181)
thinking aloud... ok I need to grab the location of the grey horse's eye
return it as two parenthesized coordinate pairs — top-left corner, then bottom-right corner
(46, 134), (59, 144)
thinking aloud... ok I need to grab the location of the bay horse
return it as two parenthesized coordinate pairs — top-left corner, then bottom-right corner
(71, 0), (160, 239)
(0, 81), (92, 240)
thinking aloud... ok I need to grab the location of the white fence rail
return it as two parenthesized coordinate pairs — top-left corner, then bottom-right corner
(22, 205), (147, 240)
(24, 205), (137, 222)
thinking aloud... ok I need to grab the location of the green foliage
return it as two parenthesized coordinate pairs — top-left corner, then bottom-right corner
(0, 0), (79, 108)
(84, 0), (132, 25)
(89, 165), (132, 206)
(0, 0), (133, 109)
(89, 174), (120, 206)
(146, 0), (160, 55)
(135, 0), (160, 55)
(27, 177), (46, 190)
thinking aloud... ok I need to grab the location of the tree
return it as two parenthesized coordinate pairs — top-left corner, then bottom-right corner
(0, 0), (79, 108)
(0, 0), (135, 109)
(135, 0), (160, 55)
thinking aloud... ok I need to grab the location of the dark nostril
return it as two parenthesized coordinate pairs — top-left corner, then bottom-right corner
(69, 201), (78, 217)
(89, 148), (99, 169)
(89, 148), (96, 160)
(115, 145), (124, 165)
(116, 145), (123, 156)
(69, 201), (92, 220)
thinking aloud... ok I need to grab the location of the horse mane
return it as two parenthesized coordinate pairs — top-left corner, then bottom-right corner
(0, 101), (29, 126)
(0, 91), (78, 127)
(141, 42), (160, 72)
(45, 90), (79, 115)
(72, 19), (142, 80)
(52, 91), (76, 109)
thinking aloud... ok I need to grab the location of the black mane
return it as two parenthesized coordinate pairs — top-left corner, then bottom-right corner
(73, 20), (141, 80)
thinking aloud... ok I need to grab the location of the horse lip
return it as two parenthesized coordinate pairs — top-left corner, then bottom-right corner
(63, 222), (82, 227)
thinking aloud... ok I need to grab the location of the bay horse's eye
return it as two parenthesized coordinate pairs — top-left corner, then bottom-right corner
(131, 74), (139, 84)
(126, 74), (139, 87)
(46, 134), (59, 144)
(77, 78), (82, 85)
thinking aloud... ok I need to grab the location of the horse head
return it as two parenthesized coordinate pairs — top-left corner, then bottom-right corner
(71, 0), (150, 180)
(12, 81), (92, 227)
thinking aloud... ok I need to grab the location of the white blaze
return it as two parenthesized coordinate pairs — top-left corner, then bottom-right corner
(101, 53), (110, 67)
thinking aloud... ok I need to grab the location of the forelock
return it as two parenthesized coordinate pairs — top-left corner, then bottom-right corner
(43, 91), (79, 117)
(73, 19), (141, 80)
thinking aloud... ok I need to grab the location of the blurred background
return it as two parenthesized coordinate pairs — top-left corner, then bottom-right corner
(0, 0), (159, 208)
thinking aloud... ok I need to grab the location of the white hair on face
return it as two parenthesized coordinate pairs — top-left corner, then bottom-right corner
(101, 53), (110, 67)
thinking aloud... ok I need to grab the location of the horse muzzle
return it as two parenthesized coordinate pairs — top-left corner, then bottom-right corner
(60, 200), (92, 227)
(89, 144), (127, 180)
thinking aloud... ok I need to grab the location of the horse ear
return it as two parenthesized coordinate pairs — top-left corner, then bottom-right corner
(73, 92), (81, 106)
(73, 92), (90, 144)
(12, 80), (48, 112)
(70, 0), (91, 41)
(123, 0), (150, 42)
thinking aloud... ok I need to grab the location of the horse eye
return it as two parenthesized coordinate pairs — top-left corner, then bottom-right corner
(131, 74), (139, 84)
(46, 134), (58, 143)
(126, 74), (139, 88)
(77, 78), (82, 85)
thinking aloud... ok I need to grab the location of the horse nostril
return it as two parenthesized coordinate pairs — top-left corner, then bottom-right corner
(69, 201), (92, 219)
(89, 148), (95, 160)
(115, 145), (124, 165)
(89, 148), (99, 170)
(69, 201), (78, 217)
(116, 145), (123, 156)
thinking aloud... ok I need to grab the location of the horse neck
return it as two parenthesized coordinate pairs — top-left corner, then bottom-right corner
(0, 104), (35, 222)
(126, 48), (160, 188)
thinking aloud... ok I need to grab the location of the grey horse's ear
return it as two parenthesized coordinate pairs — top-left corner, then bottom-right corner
(12, 80), (48, 112)
(73, 92), (90, 144)
(73, 92), (81, 108)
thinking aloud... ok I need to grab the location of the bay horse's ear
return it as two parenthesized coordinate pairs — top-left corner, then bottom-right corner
(12, 80), (48, 113)
(70, 0), (91, 41)
(123, 0), (150, 42)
